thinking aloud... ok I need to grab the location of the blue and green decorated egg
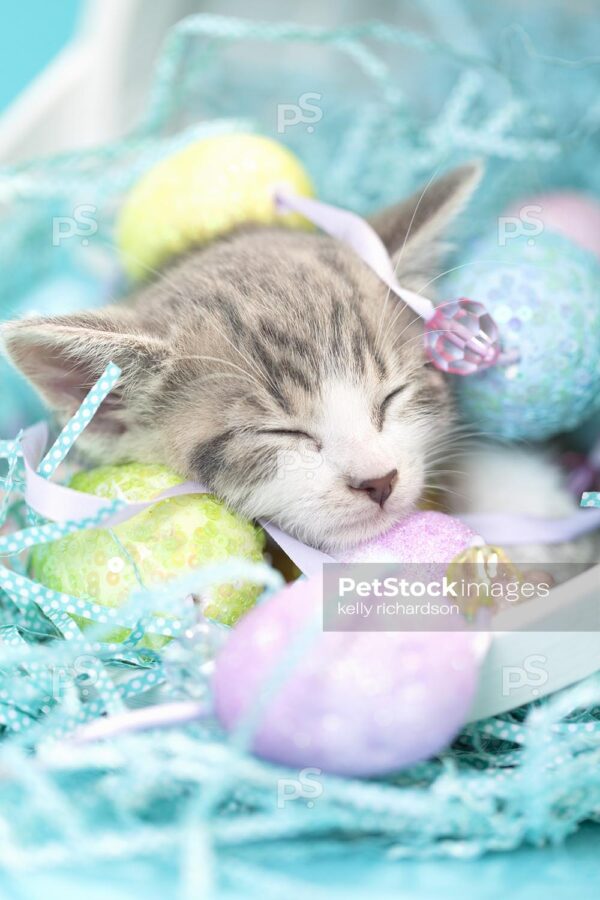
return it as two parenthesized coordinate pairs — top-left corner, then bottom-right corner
(444, 230), (600, 441)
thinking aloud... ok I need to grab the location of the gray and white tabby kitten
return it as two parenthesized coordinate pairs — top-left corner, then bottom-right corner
(3, 165), (481, 554)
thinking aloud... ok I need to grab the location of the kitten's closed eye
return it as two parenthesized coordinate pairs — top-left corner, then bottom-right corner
(257, 428), (317, 441)
(381, 384), (409, 414)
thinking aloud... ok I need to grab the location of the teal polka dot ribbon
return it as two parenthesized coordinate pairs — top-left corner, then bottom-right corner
(37, 363), (123, 479)
(581, 492), (600, 508)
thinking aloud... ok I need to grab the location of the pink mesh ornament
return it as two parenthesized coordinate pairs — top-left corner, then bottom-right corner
(423, 298), (501, 375)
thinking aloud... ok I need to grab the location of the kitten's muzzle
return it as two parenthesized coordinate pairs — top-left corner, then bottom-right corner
(351, 469), (398, 508)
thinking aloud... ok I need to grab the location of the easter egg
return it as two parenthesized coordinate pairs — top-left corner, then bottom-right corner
(445, 230), (600, 441)
(214, 574), (485, 775)
(340, 511), (478, 581)
(30, 463), (265, 638)
(504, 191), (600, 258)
(117, 133), (315, 279)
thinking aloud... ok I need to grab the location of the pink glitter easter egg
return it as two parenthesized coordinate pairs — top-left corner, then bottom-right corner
(339, 511), (479, 584)
(504, 191), (600, 258)
(213, 574), (485, 776)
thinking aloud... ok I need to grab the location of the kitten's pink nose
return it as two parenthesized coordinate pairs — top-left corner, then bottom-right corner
(355, 469), (398, 507)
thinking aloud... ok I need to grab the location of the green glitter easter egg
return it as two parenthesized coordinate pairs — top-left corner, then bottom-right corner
(30, 463), (265, 638)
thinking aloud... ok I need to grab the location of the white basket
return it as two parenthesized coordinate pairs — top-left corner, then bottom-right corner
(0, 0), (199, 163)
(469, 564), (600, 719)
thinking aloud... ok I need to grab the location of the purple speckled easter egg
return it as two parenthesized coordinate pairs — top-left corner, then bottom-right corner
(213, 573), (485, 776)
(340, 511), (478, 583)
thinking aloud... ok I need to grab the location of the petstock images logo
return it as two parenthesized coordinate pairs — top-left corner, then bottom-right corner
(321, 560), (600, 633)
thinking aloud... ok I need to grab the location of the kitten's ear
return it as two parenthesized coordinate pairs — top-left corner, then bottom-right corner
(369, 162), (482, 289)
(2, 309), (170, 433)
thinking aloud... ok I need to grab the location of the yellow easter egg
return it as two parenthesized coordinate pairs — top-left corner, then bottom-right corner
(117, 133), (315, 279)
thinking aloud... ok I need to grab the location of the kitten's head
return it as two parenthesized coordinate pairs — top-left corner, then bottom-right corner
(3, 164), (480, 553)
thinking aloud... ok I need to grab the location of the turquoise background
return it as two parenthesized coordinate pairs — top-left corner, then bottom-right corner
(0, 1), (82, 112)
(1, 823), (598, 898)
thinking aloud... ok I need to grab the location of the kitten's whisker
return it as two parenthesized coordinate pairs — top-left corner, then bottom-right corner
(424, 443), (483, 462)
(425, 435), (489, 453)
(384, 302), (419, 346)
(194, 372), (264, 391)
(424, 445), (479, 462)
(171, 353), (264, 391)
(202, 317), (281, 397)
(413, 258), (512, 296)
(425, 436), (506, 458)
(422, 483), (469, 501)
(374, 164), (444, 355)
(428, 425), (498, 441)
(393, 164), (444, 272)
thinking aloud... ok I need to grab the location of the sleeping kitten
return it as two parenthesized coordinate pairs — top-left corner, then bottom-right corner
(2, 165), (481, 554)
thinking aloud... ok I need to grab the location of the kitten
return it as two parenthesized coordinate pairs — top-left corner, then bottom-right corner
(2, 165), (481, 554)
